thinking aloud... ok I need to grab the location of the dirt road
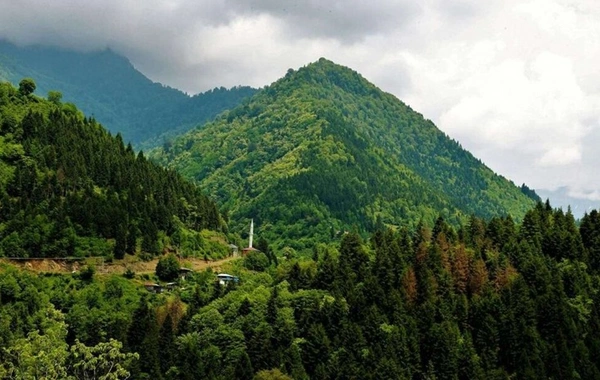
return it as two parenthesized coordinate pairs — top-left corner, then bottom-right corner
(1, 255), (241, 275)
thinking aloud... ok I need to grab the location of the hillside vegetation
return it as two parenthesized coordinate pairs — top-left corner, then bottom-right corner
(0, 57), (597, 380)
(153, 58), (537, 250)
(0, 40), (257, 145)
(0, 79), (225, 259)
(2, 202), (600, 379)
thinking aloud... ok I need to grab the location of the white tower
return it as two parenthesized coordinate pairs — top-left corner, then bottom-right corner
(249, 219), (254, 248)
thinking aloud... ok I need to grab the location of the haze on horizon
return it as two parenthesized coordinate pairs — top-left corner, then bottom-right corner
(1, 0), (599, 212)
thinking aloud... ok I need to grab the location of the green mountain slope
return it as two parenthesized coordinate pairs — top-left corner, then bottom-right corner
(152, 58), (538, 250)
(0, 40), (257, 145)
(0, 80), (224, 258)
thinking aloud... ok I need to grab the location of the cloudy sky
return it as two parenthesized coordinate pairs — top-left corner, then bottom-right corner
(1, 0), (599, 205)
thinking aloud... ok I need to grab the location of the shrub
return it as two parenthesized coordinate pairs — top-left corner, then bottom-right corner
(244, 250), (270, 272)
(123, 268), (135, 279)
(156, 254), (180, 281)
(78, 265), (95, 281)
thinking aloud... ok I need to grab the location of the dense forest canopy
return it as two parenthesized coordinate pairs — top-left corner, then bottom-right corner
(0, 79), (225, 259)
(0, 40), (257, 146)
(2, 201), (600, 379)
(1, 57), (592, 380)
(152, 58), (538, 251)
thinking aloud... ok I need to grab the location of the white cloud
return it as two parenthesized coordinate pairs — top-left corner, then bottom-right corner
(396, 1), (600, 198)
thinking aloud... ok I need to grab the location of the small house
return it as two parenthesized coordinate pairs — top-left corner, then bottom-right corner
(179, 267), (193, 280)
(144, 283), (162, 293)
(217, 273), (239, 286)
(229, 244), (239, 257)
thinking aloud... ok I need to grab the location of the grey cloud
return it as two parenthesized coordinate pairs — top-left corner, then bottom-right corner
(0, 0), (422, 91)
(435, 0), (483, 22)
(223, 0), (421, 42)
(0, 1), (422, 53)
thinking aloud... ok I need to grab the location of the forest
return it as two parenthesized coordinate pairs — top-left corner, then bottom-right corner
(1, 69), (597, 380)
(152, 59), (538, 251)
(0, 79), (225, 260)
(2, 201), (600, 379)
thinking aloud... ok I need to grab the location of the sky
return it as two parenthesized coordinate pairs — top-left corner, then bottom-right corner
(0, 0), (599, 206)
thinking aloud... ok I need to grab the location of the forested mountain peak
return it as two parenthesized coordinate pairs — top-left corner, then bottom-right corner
(266, 58), (384, 103)
(284, 57), (369, 85)
(152, 59), (538, 251)
(0, 40), (257, 145)
(0, 80), (225, 259)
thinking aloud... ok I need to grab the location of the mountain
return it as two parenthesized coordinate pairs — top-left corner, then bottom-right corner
(0, 80), (226, 259)
(0, 40), (257, 146)
(152, 58), (538, 250)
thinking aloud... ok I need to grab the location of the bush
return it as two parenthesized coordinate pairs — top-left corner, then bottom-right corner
(156, 254), (180, 281)
(18, 78), (36, 96)
(123, 268), (135, 279)
(244, 250), (270, 272)
(254, 369), (293, 380)
(78, 265), (95, 281)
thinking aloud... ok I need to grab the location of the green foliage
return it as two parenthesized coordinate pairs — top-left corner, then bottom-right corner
(156, 254), (181, 281)
(123, 268), (136, 279)
(0, 81), (224, 259)
(153, 58), (537, 251)
(0, 307), (70, 379)
(18, 78), (36, 96)
(78, 265), (96, 281)
(126, 298), (161, 378)
(0, 268), (143, 377)
(2, 202), (600, 379)
(47, 90), (62, 105)
(69, 339), (139, 380)
(244, 250), (270, 272)
(254, 368), (293, 380)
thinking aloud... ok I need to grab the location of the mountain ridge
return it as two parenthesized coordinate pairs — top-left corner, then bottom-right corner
(0, 40), (257, 145)
(152, 58), (538, 250)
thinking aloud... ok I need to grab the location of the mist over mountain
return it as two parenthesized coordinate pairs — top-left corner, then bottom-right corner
(0, 40), (256, 146)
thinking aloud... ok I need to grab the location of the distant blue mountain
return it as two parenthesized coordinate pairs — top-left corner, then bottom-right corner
(0, 40), (257, 146)
(536, 187), (600, 219)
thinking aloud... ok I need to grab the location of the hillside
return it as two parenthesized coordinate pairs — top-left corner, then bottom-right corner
(0, 79), (226, 259)
(0, 40), (257, 145)
(2, 202), (600, 379)
(152, 58), (538, 250)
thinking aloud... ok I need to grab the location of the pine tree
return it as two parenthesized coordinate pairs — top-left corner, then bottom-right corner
(126, 298), (162, 379)
(126, 223), (138, 255)
(302, 323), (331, 376)
(113, 222), (127, 260)
(234, 351), (254, 380)
(314, 250), (336, 291)
(159, 314), (175, 375)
